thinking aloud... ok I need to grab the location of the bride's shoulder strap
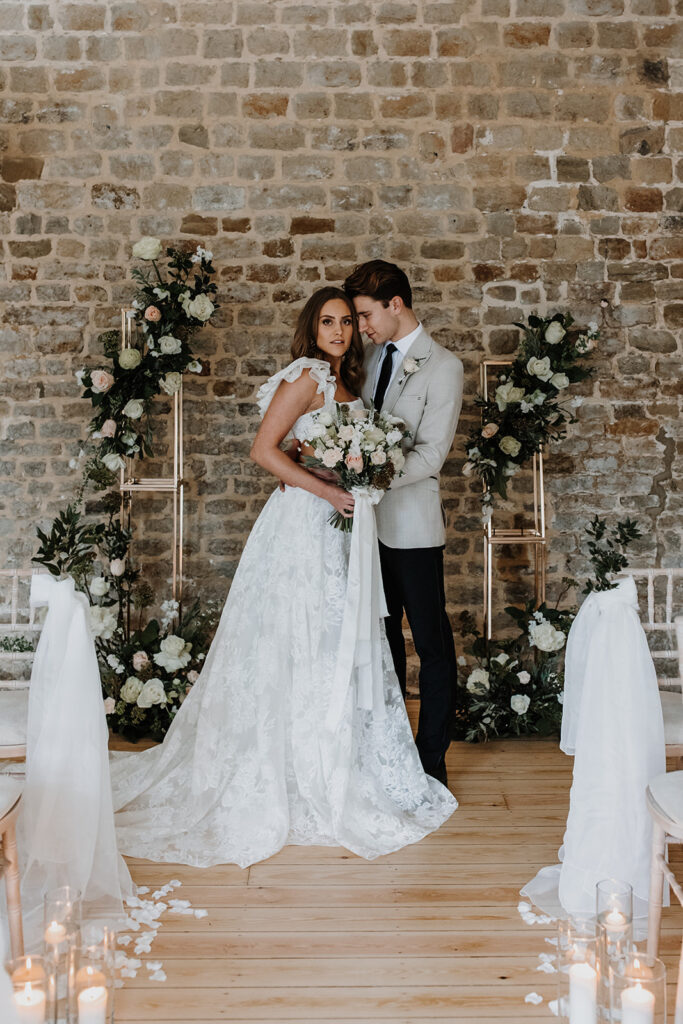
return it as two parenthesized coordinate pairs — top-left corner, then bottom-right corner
(255, 357), (334, 419)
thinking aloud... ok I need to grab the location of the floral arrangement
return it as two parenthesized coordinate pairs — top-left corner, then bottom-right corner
(463, 313), (597, 518)
(31, 237), (221, 740)
(458, 516), (641, 742)
(76, 238), (217, 476)
(302, 405), (410, 530)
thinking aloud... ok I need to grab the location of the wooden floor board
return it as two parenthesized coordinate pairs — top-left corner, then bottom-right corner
(115, 737), (681, 1021)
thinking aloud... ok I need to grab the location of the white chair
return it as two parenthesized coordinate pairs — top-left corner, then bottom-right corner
(0, 569), (43, 761)
(0, 778), (24, 958)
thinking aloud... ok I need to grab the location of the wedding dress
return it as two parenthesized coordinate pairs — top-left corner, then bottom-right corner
(110, 358), (457, 868)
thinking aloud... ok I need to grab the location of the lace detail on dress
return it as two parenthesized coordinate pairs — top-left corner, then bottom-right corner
(256, 357), (335, 419)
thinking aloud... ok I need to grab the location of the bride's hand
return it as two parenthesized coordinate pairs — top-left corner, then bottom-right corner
(325, 485), (355, 518)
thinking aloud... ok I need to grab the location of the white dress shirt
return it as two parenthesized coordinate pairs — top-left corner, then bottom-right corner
(372, 322), (423, 399)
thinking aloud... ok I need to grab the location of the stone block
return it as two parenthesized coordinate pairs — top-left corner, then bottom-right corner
(179, 124), (210, 148)
(503, 23), (551, 47)
(242, 94), (289, 119)
(624, 188), (663, 213)
(1, 157), (44, 182)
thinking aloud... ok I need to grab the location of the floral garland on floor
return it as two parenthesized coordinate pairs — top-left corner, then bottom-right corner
(457, 516), (641, 742)
(33, 238), (220, 741)
(463, 312), (597, 520)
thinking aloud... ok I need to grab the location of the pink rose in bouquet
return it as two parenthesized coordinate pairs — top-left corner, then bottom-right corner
(90, 370), (115, 393)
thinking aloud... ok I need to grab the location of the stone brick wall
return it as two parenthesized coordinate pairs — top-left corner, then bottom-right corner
(1, 0), (682, 634)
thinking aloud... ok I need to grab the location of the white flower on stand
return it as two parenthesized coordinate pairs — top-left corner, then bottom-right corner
(160, 372), (182, 395)
(132, 237), (162, 261)
(119, 349), (142, 370)
(517, 670), (531, 685)
(511, 693), (531, 715)
(550, 373), (569, 390)
(102, 452), (125, 472)
(492, 652), (509, 665)
(89, 605), (117, 639)
(544, 321), (566, 345)
(154, 635), (192, 672)
(528, 616), (566, 652)
(137, 678), (168, 708)
(107, 653), (125, 674)
(187, 360), (203, 374)
(109, 558), (126, 577)
(495, 381), (525, 411)
(185, 294), (214, 321)
(123, 399), (144, 420)
(90, 577), (109, 597)
(103, 697), (116, 714)
(499, 435), (521, 457)
(120, 676), (143, 703)
(466, 668), (490, 694)
(159, 335), (182, 355)
(526, 356), (553, 382)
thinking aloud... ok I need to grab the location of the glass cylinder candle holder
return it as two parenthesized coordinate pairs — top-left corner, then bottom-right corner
(596, 879), (634, 1007)
(43, 886), (82, 1024)
(557, 914), (599, 1024)
(72, 943), (114, 1024)
(7, 956), (48, 1024)
(609, 952), (666, 1024)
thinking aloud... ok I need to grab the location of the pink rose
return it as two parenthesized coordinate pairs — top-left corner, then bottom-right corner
(132, 650), (149, 672)
(345, 453), (363, 473)
(100, 419), (117, 438)
(144, 305), (162, 322)
(187, 670), (199, 683)
(481, 422), (499, 439)
(109, 558), (126, 577)
(90, 370), (115, 393)
(103, 697), (116, 715)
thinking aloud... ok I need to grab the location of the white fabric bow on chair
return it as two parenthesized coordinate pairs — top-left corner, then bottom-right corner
(18, 575), (132, 937)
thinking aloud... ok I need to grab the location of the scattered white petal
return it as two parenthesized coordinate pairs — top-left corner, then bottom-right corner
(169, 879), (182, 888)
(114, 979), (125, 989)
(194, 909), (208, 919)
(120, 968), (138, 979)
(168, 899), (191, 910)
(146, 961), (163, 972)
(525, 992), (543, 1005)
(545, 936), (559, 947)
(537, 961), (556, 974)
(136, 886), (150, 895)
(150, 970), (166, 982)
(117, 935), (132, 947)
(518, 901), (532, 914)
(539, 953), (556, 963)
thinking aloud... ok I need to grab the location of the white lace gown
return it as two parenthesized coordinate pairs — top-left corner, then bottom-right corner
(110, 358), (457, 868)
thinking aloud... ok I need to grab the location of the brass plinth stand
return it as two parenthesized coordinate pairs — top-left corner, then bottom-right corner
(481, 359), (547, 640)
(119, 309), (184, 629)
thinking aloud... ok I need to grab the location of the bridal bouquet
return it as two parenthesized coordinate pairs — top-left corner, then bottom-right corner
(302, 405), (410, 531)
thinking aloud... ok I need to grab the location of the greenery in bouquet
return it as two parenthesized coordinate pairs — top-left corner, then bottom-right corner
(302, 404), (411, 531)
(458, 516), (642, 742)
(75, 237), (218, 480)
(464, 312), (596, 518)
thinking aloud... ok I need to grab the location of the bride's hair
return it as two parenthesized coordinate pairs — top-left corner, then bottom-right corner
(291, 287), (365, 397)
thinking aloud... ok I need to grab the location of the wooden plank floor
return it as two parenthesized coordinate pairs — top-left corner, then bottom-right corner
(113, 711), (683, 1022)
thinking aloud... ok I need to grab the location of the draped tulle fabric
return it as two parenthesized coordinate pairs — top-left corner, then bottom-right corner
(111, 359), (456, 868)
(10, 576), (132, 949)
(522, 577), (666, 921)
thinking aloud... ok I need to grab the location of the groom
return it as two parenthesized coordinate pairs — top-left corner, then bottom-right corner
(343, 261), (464, 786)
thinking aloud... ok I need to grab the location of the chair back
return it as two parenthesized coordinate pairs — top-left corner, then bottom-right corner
(622, 568), (683, 692)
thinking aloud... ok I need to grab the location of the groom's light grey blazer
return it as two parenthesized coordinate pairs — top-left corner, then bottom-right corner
(362, 327), (464, 550)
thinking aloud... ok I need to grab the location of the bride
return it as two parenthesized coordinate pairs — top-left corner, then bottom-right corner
(110, 286), (457, 868)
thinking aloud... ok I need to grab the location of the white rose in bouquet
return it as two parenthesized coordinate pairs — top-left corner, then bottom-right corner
(123, 399), (144, 420)
(495, 381), (525, 411)
(385, 428), (403, 446)
(186, 294), (214, 321)
(499, 435), (521, 457)
(338, 424), (355, 442)
(160, 372), (182, 395)
(550, 372), (569, 390)
(118, 348), (141, 370)
(364, 425), (386, 445)
(511, 693), (530, 715)
(317, 411), (334, 427)
(321, 447), (343, 468)
(154, 634), (192, 672)
(526, 356), (553, 381)
(137, 678), (168, 707)
(120, 676), (143, 702)
(370, 449), (387, 465)
(102, 452), (125, 472)
(159, 335), (182, 355)
(528, 617), (565, 652)
(390, 448), (405, 471)
(544, 321), (566, 345)
(132, 236), (162, 260)
(349, 407), (368, 421)
(90, 577), (109, 597)
(89, 605), (117, 639)
(466, 668), (490, 694)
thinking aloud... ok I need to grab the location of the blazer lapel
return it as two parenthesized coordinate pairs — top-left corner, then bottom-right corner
(382, 328), (434, 414)
(362, 343), (381, 406)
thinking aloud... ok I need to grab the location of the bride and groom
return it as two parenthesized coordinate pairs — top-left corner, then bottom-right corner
(111, 260), (465, 868)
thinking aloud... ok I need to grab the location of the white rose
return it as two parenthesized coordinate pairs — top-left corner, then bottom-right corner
(188, 360), (202, 374)
(526, 356), (553, 381)
(550, 373), (569, 390)
(103, 697), (116, 715)
(153, 287), (170, 299)
(154, 634), (192, 672)
(132, 650), (149, 672)
(120, 676), (143, 702)
(495, 381), (526, 411)
(160, 634), (186, 657)
(370, 449), (387, 465)
(499, 435), (521, 457)
(88, 605), (117, 640)
(132, 236), (162, 261)
(544, 321), (566, 345)
(136, 678), (167, 708)
(90, 577), (109, 597)
(321, 447), (343, 468)
(364, 425), (386, 445)
(338, 425), (355, 442)
(349, 407), (369, 421)
(123, 399), (144, 419)
(119, 348), (142, 370)
(517, 670), (531, 685)
(511, 693), (531, 715)
(492, 652), (509, 665)
(160, 372), (182, 395)
(385, 429), (403, 446)
(186, 293), (214, 321)
(402, 357), (419, 374)
(109, 558), (126, 577)
(102, 452), (125, 472)
(528, 618), (566, 653)
(159, 335), (182, 355)
(462, 461), (475, 477)
(389, 449), (405, 471)
(466, 668), (490, 695)
(317, 411), (334, 427)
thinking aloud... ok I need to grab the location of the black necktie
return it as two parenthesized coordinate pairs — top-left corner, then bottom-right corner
(373, 343), (397, 411)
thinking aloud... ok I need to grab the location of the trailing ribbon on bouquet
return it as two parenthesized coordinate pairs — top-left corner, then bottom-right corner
(326, 486), (388, 731)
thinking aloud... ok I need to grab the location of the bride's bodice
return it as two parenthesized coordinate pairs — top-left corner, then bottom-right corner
(254, 356), (365, 443)
(292, 398), (364, 443)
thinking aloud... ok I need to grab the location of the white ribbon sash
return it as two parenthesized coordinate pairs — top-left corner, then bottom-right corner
(326, 487), (388, 731)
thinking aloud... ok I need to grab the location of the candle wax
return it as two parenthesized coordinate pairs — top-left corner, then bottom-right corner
(569, 961), (597, 1024)
(77, 984), (107, 1024)
(14, 982), (46, 1024)
(621, 982), (655, 1024)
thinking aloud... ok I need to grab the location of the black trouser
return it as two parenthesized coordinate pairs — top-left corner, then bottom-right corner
(378, 541), (457, 781)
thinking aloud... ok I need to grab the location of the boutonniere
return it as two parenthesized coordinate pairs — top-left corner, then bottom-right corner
(397, 356), (424, 386)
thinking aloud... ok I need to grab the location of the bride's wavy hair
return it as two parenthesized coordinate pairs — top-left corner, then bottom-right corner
(291, 287), (365, 397)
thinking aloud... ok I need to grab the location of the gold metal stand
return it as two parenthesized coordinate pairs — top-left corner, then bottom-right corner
(481, 359), (547, 640)
(119, 309), (184, 628)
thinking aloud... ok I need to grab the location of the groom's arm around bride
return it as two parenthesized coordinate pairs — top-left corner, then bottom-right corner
(344, 260), (464, 787)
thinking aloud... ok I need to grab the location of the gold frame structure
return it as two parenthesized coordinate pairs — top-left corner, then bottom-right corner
(119, 309), (184, 628)
(481, 359), (546, 640)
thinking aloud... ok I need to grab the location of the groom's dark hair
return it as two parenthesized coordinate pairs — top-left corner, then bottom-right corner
(343, 260), (413, 310)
